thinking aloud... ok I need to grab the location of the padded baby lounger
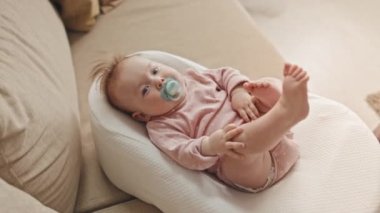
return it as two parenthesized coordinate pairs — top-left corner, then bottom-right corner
(89, 51), (380, 213)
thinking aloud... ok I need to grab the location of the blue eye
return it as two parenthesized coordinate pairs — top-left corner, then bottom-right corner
(142, 86), (150, 96)
(152, 67), (159, 75)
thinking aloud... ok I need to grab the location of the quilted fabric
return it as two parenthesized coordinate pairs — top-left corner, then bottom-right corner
(89, 51), (380, 213)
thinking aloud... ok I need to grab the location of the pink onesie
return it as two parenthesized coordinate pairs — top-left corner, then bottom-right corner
(147, 67), (299, 192)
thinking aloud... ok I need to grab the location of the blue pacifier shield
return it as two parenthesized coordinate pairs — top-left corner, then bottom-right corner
(161, 78), (182, 101)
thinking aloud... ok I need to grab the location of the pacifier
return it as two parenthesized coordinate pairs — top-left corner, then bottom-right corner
(161, 77), (183, 101)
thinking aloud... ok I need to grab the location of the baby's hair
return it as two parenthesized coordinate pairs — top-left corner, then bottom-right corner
(90, 52), (139, 113)
(91, 52), (127, 93)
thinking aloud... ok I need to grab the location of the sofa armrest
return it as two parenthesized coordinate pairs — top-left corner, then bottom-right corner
(0, 179), (57, 213)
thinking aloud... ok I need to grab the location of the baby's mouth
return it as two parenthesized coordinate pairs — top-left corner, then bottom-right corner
(161, 78), (182, 101)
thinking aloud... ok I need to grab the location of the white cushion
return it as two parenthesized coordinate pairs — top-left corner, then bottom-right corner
(89, 50), (380, 213)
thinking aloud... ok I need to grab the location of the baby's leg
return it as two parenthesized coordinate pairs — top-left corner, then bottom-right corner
(236, 64), (309, 154)
(219, 150), (273, 189)
(219, 136), (299, 190)
(219, 64), (308, 189)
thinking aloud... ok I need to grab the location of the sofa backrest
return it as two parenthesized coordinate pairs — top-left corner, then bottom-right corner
(0, 0), (81, 212)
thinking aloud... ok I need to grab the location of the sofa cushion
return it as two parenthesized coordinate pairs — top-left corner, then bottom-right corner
(0, 0), (81, 212)
(69, 0), (283, 78)
(0, 179), (57, 213)
(69, 0), (284, 211)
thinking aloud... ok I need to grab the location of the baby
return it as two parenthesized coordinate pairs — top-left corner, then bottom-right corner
(92, 53), (309, 192)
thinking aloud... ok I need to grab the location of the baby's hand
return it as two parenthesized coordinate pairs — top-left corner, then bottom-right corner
(201, 123), (245, 159)
(231, 85), (259, 122)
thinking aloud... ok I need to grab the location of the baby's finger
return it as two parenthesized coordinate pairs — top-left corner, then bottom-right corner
(224, 128), (243, 140)
(238, 109), (250, 122)
(223, 123), (238, 132)
(225, 141), (245, 149)
(248, 102), (260, 117)
(245, 107), (256, 120)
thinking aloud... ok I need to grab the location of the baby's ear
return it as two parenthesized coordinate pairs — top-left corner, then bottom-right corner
(132, 112), (151, 122)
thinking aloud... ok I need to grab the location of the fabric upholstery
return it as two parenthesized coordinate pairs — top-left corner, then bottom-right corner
(0, 0), (81, 212)
(89, 50), (380, 213)
(0, 179), (57, 213)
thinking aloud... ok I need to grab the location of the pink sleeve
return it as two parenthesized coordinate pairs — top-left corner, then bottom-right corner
(203, 67), (249, 94)
(147, 121), (218, 171)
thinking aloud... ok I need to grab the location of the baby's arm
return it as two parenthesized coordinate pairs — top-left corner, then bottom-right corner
(230, 84), (260, 121)
(147, 122), (219, 170)
(204, 67), (260, 121)
(204, 67), (249, 94)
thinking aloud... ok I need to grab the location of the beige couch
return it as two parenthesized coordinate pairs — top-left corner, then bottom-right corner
(0, 0), (282, 212)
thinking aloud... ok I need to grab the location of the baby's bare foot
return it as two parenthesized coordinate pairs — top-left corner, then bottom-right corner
(244, 81), (280, 99)
(243, 79), (281, 110)
(278, 63), (309, 122)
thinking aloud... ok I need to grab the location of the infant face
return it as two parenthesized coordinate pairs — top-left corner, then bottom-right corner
(110, 56), (185, 121)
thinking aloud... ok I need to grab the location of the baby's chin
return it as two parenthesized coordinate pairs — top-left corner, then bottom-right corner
(171, 91), (186, 108)
(156, 97), (185, 116)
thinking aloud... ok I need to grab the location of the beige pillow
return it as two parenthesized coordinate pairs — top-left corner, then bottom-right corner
(0, 1), (81, 212)
(51, 0), (100, 32)
(0, 179), (57, 213)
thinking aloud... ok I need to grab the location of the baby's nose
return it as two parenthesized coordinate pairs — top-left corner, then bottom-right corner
(154, 77), (165, 89)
